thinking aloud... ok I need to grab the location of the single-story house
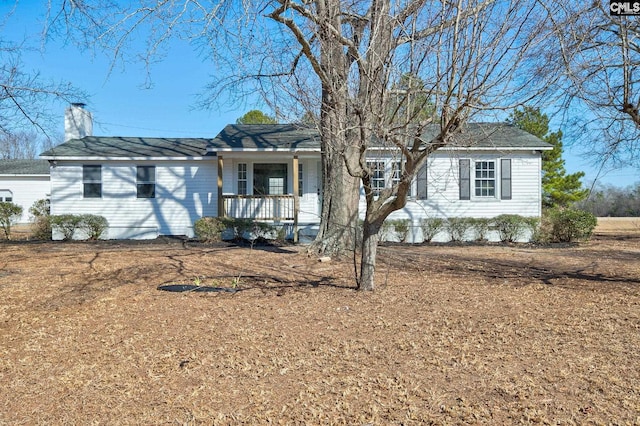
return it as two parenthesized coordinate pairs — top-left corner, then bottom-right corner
(0, 159), (51, 224)
(40, 104), (552, 242)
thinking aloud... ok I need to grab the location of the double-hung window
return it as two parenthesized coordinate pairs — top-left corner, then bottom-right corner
(83, 165), (102, 198)
(137, 166), (156, 198)
(474, 161), (496, 197)
(367, 161), (386, 196)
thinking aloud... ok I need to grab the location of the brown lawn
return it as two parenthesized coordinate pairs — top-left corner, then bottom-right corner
(0, 219), (639, 424)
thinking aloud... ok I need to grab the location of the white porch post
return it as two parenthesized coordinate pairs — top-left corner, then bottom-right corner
(292, 155), (299, 243)
(217, 155), (224, 217)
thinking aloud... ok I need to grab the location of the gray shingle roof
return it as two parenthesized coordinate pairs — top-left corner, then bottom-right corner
(210, 124), (320, 150)
(431, 123), (552, 149)
(0, 159), (50, 175)
(40, 136), (212, 158)
(40, 122), (551, 159)
(211, 123), (551, 150)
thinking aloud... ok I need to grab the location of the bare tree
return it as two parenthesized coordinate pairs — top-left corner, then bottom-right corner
(1, 3), (82, 141)
(549, 3), (640, 168)
(0, 131), (55, 159)
(52, 0), (555, 290)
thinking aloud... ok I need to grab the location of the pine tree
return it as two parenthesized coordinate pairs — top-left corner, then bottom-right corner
(509, 107), (588, 208)
(236, 110), (277, 125)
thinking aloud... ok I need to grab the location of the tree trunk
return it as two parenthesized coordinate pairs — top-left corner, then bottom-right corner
(310, 0), (360, 258)
(358, 217), (382, 291)
(312, 107), (360, 257)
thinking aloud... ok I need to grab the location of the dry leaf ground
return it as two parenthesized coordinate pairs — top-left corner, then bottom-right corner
(0, 218), (639, 424)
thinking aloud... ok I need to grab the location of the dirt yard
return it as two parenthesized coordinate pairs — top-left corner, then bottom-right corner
(1, 220), (639, 424)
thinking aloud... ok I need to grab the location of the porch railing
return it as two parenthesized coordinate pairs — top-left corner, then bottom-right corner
(222, 194), (297, 221)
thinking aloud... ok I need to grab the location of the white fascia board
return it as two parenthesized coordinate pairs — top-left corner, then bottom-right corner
(367, 145), (552, 152)
(206, 148), (321, 153)
(39, 156), (212, 161)
(0, 174), (50, 177)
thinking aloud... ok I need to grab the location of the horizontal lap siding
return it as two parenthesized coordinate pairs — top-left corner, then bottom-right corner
(50, 161), (217, 239)
(358, 151), (543, 242)
(0, 176), (50, 223)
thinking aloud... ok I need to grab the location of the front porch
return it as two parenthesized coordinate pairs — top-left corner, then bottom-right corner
(216, 155), (301, 242)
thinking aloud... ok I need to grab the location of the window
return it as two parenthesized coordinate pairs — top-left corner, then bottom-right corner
(367, 161), (385, 196)
(83, 165), (102, 198)
(0, 190), (12, 202)
(298, 163), (303, 197)
(392, 161), (413, 197)
(137, 166), (156, 198)
(254, 163), (287, 195)
(392, 161), (402, 187)
(474, 161), (496, 197)
(238, 163), (247, 195)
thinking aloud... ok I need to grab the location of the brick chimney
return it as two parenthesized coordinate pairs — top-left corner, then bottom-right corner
(64, 103), (93, 142)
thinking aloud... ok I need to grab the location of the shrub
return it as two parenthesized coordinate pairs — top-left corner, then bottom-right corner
(470, 218), (491, 241)
(219, 218), (277, 245)
(379, 220), (395, 242)
(221, 218), (254, 240)
(493, 214), (530, 243)
(390, 219), (411, 243)
(0, 201), (23, 240)
(79, 214), (109, 240)
(50, 214), (83, 240)
(420, 217), (445, 242)
(447, 217), (473, 242)
(29, 199), (50, 218)
(28, 198), (52, 240)
(194, 217), (226, 242)
(545, 208), (597, 242)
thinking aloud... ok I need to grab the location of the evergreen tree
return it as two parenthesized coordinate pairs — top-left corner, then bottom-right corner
(509, 107), (588, 208)
(236, 110), (277, 125)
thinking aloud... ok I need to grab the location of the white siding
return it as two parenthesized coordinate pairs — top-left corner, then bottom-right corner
(358, 150), (543, 242)
(50, 160), (217, 239)
(0, 175), (50, 224)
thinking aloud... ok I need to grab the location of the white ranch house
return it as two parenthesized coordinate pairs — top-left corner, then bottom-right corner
(0, 159), (50, 224)
(40, 105), (551, 242)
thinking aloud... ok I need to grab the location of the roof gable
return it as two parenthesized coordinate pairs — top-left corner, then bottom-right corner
(210, 124), (320, 151)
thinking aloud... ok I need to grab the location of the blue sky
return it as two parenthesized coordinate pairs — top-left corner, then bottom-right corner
(4, 2), (639, 188)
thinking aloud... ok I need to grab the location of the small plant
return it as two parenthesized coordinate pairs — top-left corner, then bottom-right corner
(231, 274), (242, 289)
(193, 276), (203, 286)
(470, 218), (491, 241)
(446, 217), (472, 242)
(29, 199), (51, 240)
(79, 214), (109, 240)
(379, 220), (395, 242)
(493, 214), (531, 243)
(420, 217), (445, 242)
(390, 219), (411, 243)
(0, 201), (23, 240)
(50, 214), (83, 240)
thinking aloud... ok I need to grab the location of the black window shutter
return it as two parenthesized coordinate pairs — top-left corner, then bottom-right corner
(459, 159), (470, 200)
(501, 159), (512, 200)
(417, 162), (427, 200)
